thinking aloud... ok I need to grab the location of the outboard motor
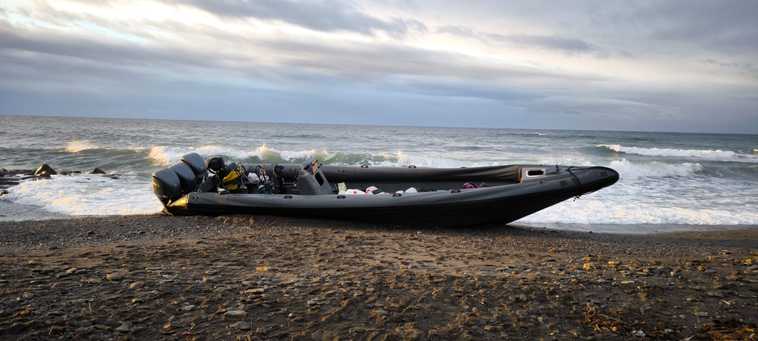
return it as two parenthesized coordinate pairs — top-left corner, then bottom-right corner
(152, 153), (206, 206)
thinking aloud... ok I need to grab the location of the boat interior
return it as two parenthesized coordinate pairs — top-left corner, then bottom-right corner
(152, 153), (564, 204)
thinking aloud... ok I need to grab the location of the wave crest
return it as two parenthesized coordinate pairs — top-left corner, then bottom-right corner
(608, 159), (703, 179)
(597, 144), (756, 162)
(65, 140), (99, 153)
(144, 144), (464, 167)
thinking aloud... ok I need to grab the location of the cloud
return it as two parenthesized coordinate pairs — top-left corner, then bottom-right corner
(438, 25), (596, 54)
(632, 1), (758, 54)
(0, 0), (757, 133)
(499, 34), (595, 53)
(176, 0), (426, 36)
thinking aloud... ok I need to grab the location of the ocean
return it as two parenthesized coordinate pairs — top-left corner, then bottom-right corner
(1, 115), (757, 231)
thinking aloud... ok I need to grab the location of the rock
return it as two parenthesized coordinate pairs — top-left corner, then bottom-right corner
(75, 326), (94, 335)
(242, 288), (265, 295)
(632, 330), (646, 337)
(81, 277), (102, 284)
(93, 324), (112, 331)
(231, 321), (251, 330)
(128, 281), (145, 289)
(34, 164), (57, 176)
(106, 272), (126, 281)
(396, 323), (421, 340)
(48, 325), (65, 336)
(57, 267), (79, 278)
(224, 310), (247, 318)
(115, 322), (132, 333)
(182, 305), (195, 311)
(91, 168), (106, 174)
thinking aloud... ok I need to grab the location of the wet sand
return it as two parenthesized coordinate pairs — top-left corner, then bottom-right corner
(0, 215), (756, 340)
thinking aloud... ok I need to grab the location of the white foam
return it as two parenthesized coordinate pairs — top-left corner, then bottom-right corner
(147, 146), (178, 166)
(148, 145), (253, 166)
(598, 144), (757, 162)
(280, 148), (331, 161)
(65, 140), (99, 153)
(607, 159), (702, 179)
(374, 151), (492, 168)
(4, 175), (163, 216)
(254, 144), (331, 161)
(519, 196), (758, 225)
(147, 144), (335, 166)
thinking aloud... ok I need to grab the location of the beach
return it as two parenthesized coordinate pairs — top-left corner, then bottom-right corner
(3, 1), (758, 338)
(1, 215), (755, 339)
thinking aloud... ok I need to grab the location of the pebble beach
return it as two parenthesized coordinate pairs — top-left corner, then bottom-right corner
(1, 215), (756, 340)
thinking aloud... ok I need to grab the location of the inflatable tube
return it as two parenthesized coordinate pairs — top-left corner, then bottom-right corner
(152, 156), (619, 226)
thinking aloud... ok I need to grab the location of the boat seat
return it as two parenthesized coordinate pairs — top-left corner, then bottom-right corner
(297, 160), (333, 195)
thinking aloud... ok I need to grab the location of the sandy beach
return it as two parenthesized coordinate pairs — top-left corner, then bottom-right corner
(0, 215), (755, 340)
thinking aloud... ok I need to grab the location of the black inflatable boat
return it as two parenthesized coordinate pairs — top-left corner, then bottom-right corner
(152, 153), (618, 226)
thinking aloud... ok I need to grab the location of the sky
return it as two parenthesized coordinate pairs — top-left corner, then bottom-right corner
(1, 1), (757, 133)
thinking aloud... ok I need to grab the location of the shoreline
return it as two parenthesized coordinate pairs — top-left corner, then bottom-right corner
(0, 214), (757, 251)
(1, 215), (756, 339)
(1, 204), (756, 234)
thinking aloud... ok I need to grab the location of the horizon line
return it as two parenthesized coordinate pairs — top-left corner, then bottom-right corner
(2, 113), (757, 136)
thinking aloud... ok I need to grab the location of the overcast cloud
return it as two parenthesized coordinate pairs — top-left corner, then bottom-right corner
(1, 0), (756, 133)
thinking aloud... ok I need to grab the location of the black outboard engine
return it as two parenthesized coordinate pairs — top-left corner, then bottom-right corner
(152, 152), (206, 206)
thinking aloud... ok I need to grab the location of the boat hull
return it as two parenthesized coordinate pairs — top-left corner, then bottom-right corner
(162, 163), (618, 226)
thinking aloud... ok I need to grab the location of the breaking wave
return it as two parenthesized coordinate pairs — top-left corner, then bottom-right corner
(147, 145), (341, 166)
(64, 140), (100, 153)
(144, 144), (479, 168)
(607, 159), (703, 179)
(597, 144), (757, 162)
(147, 145), (252, 166)
(4, 175), (163, 216)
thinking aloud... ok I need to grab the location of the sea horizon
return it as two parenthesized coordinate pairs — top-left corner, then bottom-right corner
(3, 113), (757, 137)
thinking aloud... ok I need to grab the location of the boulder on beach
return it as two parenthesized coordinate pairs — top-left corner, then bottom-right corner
(91, 168), (106, 174)
(34, 164), (57, 177)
